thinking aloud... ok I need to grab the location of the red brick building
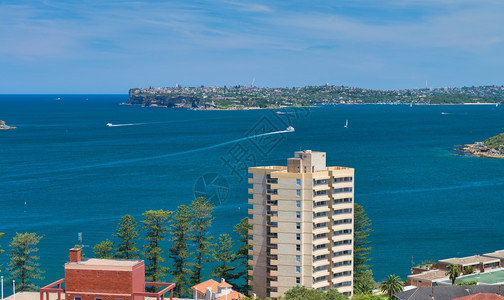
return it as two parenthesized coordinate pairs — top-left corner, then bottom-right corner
(40, 248), (175, 300)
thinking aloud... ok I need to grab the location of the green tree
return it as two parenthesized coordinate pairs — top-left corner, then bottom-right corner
(354, 269), (375, 294)
(379, 274), (403, 298)
(231, 217), (252, 294)
(93, 239), (114, 258)
(354, 203), (372, 279)
(446, 263), (461, 285)
(463, 265), (475, 275)
(211, 233), (237, 280)
(142, 209), (172, 286)
(7, 233), (45, 291)
(168, 204), (193, 297)
(190, 197), (214, 284)
(114, 215), (140, 259)
(284, 286), (347, 300)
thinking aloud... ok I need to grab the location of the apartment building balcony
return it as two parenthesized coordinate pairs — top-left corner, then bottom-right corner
(266, 178), (278, 184)
(248, 188), (254, 194)
(268, 280), (278, 287)
(248, 229), (254, 236)
(269, 259), (278, 266)
(268, 291), (280, 299)
(266, 189), (278, 195)
(313, 205), (330, 214)
(313, 237), (330, 246)
(248, 198), (254, 204)
(269, 248), (278, 255)
(268, 227), (278, 234)
(248, 208), (254, 215)
(248, 178), (254, 184)
(313, 258), (330, 268)
(268, 183), (278, 189)
(313, 268), (330, 278)
(313, 248), (330, 257)
(267, 270), (278, 277)
(313, 226), (330, 235)
(248, 249), (253, 256)
(313, 216), (330, 223)
(268, 215), (278, 222)
(268, 238), (278, 244)
(269, 194), (279, 201)
(248, 218), (254, 225)
(313, 194), (330, 201)
(268, 205), (278, 212)
(312, 280), (330, 290)
(266, 199), (278, 205)
(247, 269), (254, 276)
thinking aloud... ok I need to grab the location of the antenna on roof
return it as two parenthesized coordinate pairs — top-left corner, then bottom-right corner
(77, 232), (89, 249)
(251, 77), (256, 87)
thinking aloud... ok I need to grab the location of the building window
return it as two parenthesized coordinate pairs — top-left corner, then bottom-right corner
(296, 233), (301, 240)
(296, 266), (301, 273)
(296, 255), (301, 262)
(296, 244), (301, 251)
(296, 179), (301, 185)
(296, 277), (300, 284)
(95, 298), (102, 300)
(74, 298), (82, 300)
(296, 212), (301, 218)
(296, 189), (301, 197)
(296, 200), (301, 207)
(296, 222), (301, 229)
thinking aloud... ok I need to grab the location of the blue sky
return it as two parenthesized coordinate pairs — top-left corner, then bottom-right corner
(1, 0), (504, 93)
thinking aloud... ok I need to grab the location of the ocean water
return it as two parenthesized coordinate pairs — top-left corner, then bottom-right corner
(1, 95), (504, 289)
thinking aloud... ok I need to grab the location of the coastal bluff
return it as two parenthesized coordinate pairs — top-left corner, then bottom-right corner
(127, 89), (200, 108)
(462, 133), (504, 158)
(0, 120), (16, 130)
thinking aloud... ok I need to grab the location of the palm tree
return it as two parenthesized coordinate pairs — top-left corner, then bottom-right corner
(446, 263), (461, 285)
(380, 274), (404, 298)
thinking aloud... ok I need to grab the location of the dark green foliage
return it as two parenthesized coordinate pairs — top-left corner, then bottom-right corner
(446, 263), (461, 285)
(463, 265), (475, 275)
(114, 215), (140, 259)
(231, 217), (252, 294)
(190, 197), (214, 284)
(211, 233), (237, 280)
(142, 209), (172, 287)
(168, 204), (194, 297)
(354, 269), (375, 295)
(93, 239), (114, 258)
(351, 294), (388, 300)
(456, 280), (478, 286)
(284, 286), (348, 300)
(379, 274), (404, 298)
(7, 232), (45, 291)
(354, 203), (372, 280)
(483, 133), (504, 149)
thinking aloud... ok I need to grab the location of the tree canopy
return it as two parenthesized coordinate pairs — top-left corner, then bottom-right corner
(7, 232), (45, 291)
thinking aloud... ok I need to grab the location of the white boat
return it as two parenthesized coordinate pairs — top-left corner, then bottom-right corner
(106, 123), (113, 127)
(344, 120), (348, 128)
(286, 126), (295, 132)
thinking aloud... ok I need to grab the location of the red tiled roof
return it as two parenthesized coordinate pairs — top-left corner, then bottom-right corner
(455, 293), (504, 300)
(216, 290), (245, 300)
(191, 279), (219, 295)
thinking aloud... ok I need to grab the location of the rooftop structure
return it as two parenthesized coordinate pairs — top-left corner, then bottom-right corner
(40, 248), (175, 300)
(248, 150), (354, 299)
(191, 278), (244, 300)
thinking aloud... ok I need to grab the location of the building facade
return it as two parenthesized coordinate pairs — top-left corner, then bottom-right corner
(40, 248), (175, 300)
(248, 150), (354, 299)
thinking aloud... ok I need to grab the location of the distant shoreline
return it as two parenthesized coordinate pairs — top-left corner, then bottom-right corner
(460, 143), (504, 159)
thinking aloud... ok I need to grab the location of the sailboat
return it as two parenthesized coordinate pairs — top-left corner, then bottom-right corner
(344, 120), (348, 128)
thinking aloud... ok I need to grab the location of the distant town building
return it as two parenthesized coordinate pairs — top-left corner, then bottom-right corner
(40, 248), (175, 300)
(248, 150), (354, 298)
(191, 278), (244, 300)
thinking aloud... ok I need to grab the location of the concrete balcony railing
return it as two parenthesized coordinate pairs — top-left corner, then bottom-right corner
(269, 215), (278, 222)
(269, 259), (278, 265)
(268, 205), (278, 212)
(312, 280), (330, 290)
(248, 198), (254, 204)
(267, 270), (278, 277)
(270, 248), (278, 255)
(248, 178), (254, 184)
(248, 188), (254, 194)
(269, 280), (278, 287)
(269, 227), (278, 233)
(248, 209), (254, 215)
(268, 238), (278, 244)
(248, 249), (253, 256)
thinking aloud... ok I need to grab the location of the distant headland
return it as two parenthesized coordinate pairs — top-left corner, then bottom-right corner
(127, 85), (504, 110)
(0, 120), (16, 130)
(462, 133), (504, 158)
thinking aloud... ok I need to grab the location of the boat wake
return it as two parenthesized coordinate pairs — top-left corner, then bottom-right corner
(5, 128), (295, 181)
(106, 123), (143, 127)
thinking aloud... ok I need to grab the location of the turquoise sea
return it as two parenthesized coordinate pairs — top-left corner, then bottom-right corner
(1, 95), (504, 289)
